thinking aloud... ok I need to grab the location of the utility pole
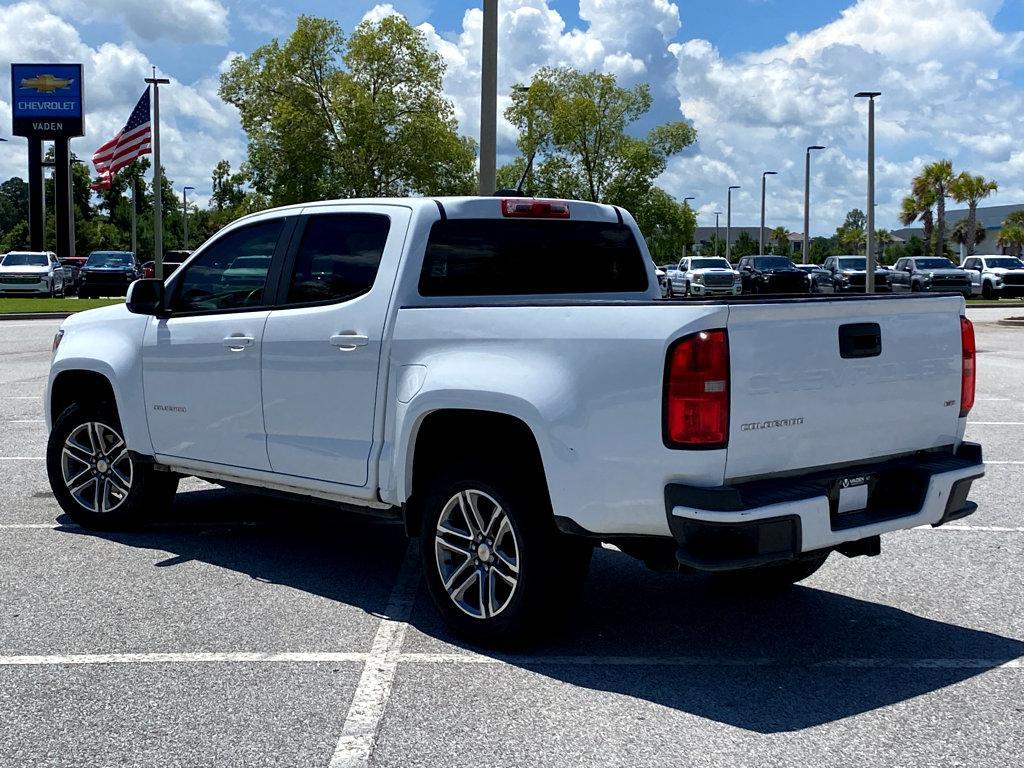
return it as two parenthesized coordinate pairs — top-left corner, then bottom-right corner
(182, 185), (195, 249)
(682, 196), (695, 259)
(478, 0), (498, 195)
(726, 185), (740, 262)
(714, 211), (722, 256)
(856, 91), (881, 292)
(803, 146), (825, 264)
(760, 171), (777, 256)
(145, 68), (170, 279)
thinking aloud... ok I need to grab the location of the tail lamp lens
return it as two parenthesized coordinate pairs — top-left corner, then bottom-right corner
(960, 316), (975, 417)
(501, 198), (570, 218)
(664, 329), (730, 448)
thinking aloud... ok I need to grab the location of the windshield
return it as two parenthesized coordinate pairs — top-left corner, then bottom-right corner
(915, 258), (955, 269)
(985, 258), (1024, 269)
(2, 253), (48, 267)
(752, 257), (796, 270)
(691, 258), (731, 269)
(837, 257), (867, 270)
(86, 252), (133, 268)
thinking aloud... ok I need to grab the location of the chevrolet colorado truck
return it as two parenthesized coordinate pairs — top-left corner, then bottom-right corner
(45, 196), (985, 644)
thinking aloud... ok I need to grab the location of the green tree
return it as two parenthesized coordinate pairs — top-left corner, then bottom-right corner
(842, 208), (866, 231)
(220, 15), (476, 205)
(913, 160), (955, 255)
(731, 231), (758, 258)
(504, 66), (696, 205)
(211, 160), (246, 211)
(951, 218), (986, 253)
(997, 225), (1024, 256)
(0, 177), (29, 238)
(808, 236), (833, 263)
(769, 226), (790, 255)
(900, 185), (935, 253)
(905, 234), (926, 256)
(628, 187), (693, 262)
(835, 209), (866, 254)
(949, 172), (997, 257)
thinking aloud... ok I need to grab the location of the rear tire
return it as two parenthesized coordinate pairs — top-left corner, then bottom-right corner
(710, 552), (829, 590)
(47, 402), (178, 530)
(419, 459), (592, 646)
(982, 282), (997, 300)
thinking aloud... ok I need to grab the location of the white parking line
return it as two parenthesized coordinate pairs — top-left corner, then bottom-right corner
(0, 652), (368, 666)
(977, 397), (1012, 401)
(923, 525), (1024, 532)
(4, 396), (40, 400)
(986, 461), (1024, 465)
(0, 456), (44, 461)
(968, 421), (1024, 426)
(329, 540), (421, 768)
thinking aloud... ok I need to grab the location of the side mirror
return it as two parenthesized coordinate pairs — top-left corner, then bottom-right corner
(126, 279), (166, 317)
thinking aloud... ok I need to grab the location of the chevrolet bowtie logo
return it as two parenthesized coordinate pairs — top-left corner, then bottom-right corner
(20, 74), (74, 93)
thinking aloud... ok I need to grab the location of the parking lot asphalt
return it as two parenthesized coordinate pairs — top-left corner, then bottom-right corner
(1, 309), (1022, 767)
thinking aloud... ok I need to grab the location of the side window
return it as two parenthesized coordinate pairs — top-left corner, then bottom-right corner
(285, 213), (391, 305)
(171, 219), (284, 313)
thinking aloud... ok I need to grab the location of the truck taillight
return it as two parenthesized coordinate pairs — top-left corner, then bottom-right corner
(664, 329), (729, 449)
(960, 316), (975, 417)
(501, 198), (570, 218)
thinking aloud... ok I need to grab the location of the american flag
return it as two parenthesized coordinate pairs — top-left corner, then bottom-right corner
(91, 89), (151, 190)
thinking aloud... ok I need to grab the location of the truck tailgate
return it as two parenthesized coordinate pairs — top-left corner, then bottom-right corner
(724, 295), (964, 480)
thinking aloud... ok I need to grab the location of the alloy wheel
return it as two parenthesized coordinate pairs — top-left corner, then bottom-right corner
(434, 489), (520, 619)
(60, 421), (133, 513)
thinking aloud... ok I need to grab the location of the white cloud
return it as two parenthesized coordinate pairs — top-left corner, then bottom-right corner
(47, 0), (229, 44)
(667, 0), (1024, 233)
(0, 2), (244, 199)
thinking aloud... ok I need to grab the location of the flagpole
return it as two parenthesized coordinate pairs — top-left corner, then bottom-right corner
(144, 68), (170, 280)
(130, 179), (137, 257)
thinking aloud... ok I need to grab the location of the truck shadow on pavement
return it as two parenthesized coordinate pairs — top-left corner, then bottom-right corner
(61, 485), (1024, 735)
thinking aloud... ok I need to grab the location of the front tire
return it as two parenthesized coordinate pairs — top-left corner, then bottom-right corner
(419, 460), (592, 646)
(47, 402), (178, 530)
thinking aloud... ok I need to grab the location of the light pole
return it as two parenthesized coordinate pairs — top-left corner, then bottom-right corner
(478, 0), (498, 195)
(682, 196), (695, 258)
(714, 211), (723, 256)
(856, 91), (881, 292)
(726, 185), (740, 262)
(759, 171), (777, 255)
(182, 185), (195, 249)
(803, 146), (825, 264)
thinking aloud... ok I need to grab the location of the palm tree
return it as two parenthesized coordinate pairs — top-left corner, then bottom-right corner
(899, 188), (935, 250)
(919, 160), (955, 255)
(949, 172), (997, 257)
(997, 225), (1024, 257)
(951, 219), (986, 254)
(770, 226), (790, 255)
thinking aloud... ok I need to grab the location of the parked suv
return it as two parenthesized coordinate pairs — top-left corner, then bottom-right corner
(0, 251), (66, 297)
(668, 256), (741, 297)
(78, 251), (142, 298)
(822, 256), (892, 293)
(45, 196), (984, 644)
(961, 255), (1024, 299)
(890, 257), (972, 296)
(736, 255), (808, 293)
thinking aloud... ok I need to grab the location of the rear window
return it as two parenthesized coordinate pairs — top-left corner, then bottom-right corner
(419, 219), (648, 296)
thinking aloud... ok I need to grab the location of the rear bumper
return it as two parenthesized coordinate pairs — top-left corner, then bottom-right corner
(665, 443), (984, 571)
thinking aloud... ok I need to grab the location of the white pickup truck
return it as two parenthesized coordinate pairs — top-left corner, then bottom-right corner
(45, 196), (985, 644)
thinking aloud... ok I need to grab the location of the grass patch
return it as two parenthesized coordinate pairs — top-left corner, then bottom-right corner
(0, 297), (124, 314)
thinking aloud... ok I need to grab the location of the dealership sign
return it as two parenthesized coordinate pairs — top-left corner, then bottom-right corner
(11, 63), (84, 137)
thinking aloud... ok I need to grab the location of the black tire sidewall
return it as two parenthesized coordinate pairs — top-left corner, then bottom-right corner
(46, 402), (159, 529)
(418, 460), (582, 646)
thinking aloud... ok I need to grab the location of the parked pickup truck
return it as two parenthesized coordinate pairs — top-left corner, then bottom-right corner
(45, 196), (985, 644)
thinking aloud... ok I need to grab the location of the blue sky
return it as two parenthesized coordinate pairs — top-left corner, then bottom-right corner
(1, 0), (1023, 234)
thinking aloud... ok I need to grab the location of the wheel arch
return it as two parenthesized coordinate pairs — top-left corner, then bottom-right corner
(400, 408), (551, 538)
(50, 369), (118, 425)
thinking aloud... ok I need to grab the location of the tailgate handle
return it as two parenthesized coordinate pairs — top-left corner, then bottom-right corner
(838, 323), (881, 359)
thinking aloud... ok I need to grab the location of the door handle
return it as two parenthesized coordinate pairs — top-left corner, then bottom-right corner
(330, 333), (369, 350)
(223, 334), (255, 351)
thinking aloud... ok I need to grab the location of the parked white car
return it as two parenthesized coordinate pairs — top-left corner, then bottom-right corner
(668, 256), (741, 297)
(0, 251), (66, 297)
(45, 196), (985, 644)
(960, 255), (1024, 299)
